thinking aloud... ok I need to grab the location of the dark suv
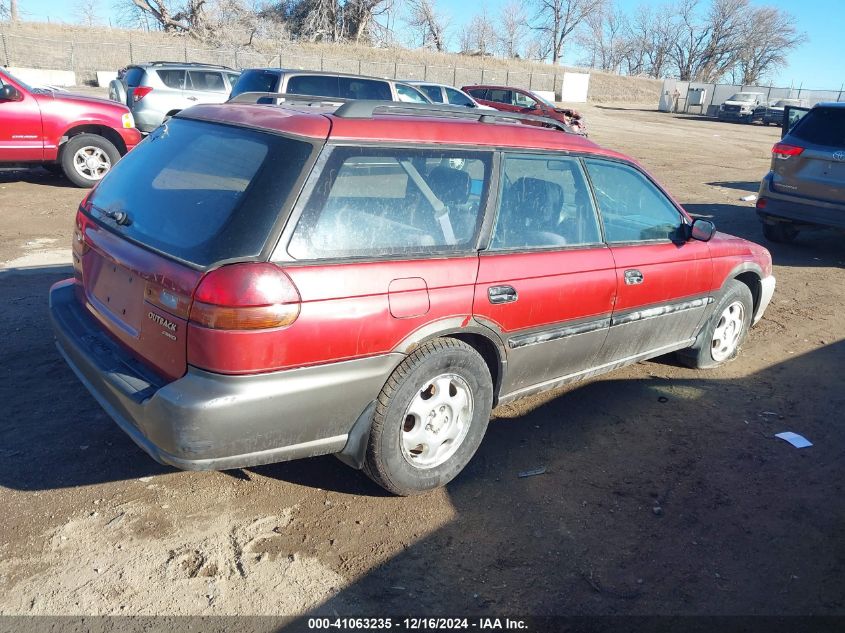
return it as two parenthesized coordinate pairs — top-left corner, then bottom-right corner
(50, 100), (774, 495)
(756, 103), (845, 242)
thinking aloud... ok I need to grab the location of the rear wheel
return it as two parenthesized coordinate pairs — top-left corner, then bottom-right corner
(61, 134), (120, 188)
(762, 219), (799, 243)
(677, 280), (753, 369)
(363, 338), (493, 496)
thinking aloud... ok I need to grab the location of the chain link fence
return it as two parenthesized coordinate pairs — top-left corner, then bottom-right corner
(0, 29), (604, 99)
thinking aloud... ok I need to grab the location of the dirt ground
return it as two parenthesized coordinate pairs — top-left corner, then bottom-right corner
(0, 103), (843, 624)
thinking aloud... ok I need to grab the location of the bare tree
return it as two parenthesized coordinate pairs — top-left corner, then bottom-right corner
(530, 0), (604, 65)
(459, 6), (495, 56)
(736, 5), (804, 84)
(497, 0), (527, 58)
(124, 0), (209, 34)
(670, 0), (749, 81)
(627, 2), (677, 77)
(577, 0), (629, 73)
(75, 0), (100, 25)
(404, 0), (449, 51)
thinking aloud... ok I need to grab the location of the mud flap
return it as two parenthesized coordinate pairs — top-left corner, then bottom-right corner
(335, 401), (377, 470)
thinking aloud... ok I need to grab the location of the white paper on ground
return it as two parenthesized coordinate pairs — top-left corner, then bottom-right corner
(774, 432), (813, 448)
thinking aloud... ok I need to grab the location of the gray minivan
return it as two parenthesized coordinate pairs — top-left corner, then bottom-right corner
(757, 103), (845, 241)
(229, 69), (431, 104)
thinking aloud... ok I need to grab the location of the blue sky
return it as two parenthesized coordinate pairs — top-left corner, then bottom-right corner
(19, 0), (845, 90)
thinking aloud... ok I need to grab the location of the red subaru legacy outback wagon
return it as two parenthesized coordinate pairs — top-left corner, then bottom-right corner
(50, 100), (775, 495)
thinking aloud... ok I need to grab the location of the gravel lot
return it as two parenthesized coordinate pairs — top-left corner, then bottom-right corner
(1, 103), (843, 620)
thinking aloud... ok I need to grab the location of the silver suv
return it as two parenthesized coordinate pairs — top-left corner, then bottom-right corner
(109, 62), (240, 133)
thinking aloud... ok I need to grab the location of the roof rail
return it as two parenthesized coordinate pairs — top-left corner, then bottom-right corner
(145, 61), (236, 70)
(227, 91), (353, 105)
(333, 100), (574, 133)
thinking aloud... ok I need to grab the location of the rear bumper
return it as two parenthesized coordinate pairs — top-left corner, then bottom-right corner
(49, 279), (401, 471)
(120, 127), (143, 153)
(757, 174), (845, 230)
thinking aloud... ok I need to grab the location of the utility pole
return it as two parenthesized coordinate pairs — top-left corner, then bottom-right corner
(10, 0), (19, 23)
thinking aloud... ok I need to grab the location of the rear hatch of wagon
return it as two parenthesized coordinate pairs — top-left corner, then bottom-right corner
(775, 106), (845, 205)
(77, 116), (317, 380)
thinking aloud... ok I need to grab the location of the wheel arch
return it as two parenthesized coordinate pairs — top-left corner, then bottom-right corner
(59, 124), (127, 156)
(723, 262), (764, 316)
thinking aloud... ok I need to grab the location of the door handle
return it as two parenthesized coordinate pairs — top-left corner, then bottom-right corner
(624, 269), (644, 285)
(488, 285), (518, 304)
(187, 96), (199, 101)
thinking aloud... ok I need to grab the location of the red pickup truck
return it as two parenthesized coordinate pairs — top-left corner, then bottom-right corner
(0, 69), (141, 187)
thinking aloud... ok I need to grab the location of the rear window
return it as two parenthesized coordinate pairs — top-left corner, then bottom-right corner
(789, 107), (845, 148)
(124, 67), (144, 87)
(230, 70), (280, 97)
(87, 119), (314, 267)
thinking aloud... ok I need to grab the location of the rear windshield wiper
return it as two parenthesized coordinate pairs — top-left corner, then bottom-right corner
(94, 205), (132, 226)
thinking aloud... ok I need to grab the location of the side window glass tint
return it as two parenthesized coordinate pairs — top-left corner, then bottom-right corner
(339, 78), (392, 100)
(584, 159), (683, 243)
(420, 85), (444, 102)
(287, 75), (339, 98)
(187, 71), (226, 92)
(492, 154), (602, 250)
(446, 88), (473, 106)
(156, 69), (185, 89)
(488, 89), (512, 104)
(289, 149), (491, 259)
(467, 88), (487, 100)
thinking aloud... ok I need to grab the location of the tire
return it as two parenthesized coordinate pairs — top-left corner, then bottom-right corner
(762, 220), (799, 243)
(677, 279), (753, 369)
(108, 79), (127, 105)
(363, 338), (493, 496)
(61, 134), (121, 188)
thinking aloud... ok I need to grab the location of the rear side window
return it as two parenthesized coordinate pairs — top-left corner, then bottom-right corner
(288, 147), (492, 259)
(487, 89), (512, 104)
(156, 69), (185, 89)
(287, 75), (339, 98)
(230, 70), (280, 97)
(790, 107), (845, 148)
(339, 77), (392, 100)
(492, 154), (601, 250)
(466, 88), (487, 100)
(87, 119), (313, 267)
(124, 67), (144, 87)
(419, 85), (444, 102)
(395, 83), (428, 103)
(188, 70), (226, 92)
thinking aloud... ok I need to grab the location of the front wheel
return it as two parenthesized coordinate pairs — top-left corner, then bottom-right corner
(677, 280), (753, 369)
(363, 338), (493, 496)
(61, 134), (121, 188)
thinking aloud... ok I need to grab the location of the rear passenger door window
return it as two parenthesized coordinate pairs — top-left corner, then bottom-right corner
(156, 69), (185, 90)
(420, 85), (444, 103)
(287, 147), (491, 260)
(445, 88), (473, 106)
(287, 75), (339, 98)
(187, 71), (226, 93)
(487, 89), (513, 105)
(396, 83), (428, 103)
(584, 159), (684, 243)
(491, 154), (602, 249)
(339, 78), (392, 100)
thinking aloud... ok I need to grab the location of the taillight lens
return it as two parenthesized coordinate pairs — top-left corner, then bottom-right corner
(756, 197), (768, 210)
(72, 204), (91, 281)
(772, 143), (804, 159)
(133, 86), (153, 102)
(189, 263), (300, 330)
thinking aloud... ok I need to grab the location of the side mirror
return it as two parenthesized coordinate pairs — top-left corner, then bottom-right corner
(689, 218), (716, 242)
(0, 84), (22, 102)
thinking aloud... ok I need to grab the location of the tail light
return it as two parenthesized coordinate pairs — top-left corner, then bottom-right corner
(756, 198), (768, 210)
(72, 199), (93, 282)
(189, 263), (300, 330)
(133, 86), (153, 102)
(772, 143), (804, 160)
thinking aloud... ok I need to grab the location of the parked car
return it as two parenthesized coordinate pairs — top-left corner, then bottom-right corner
(717, 92), (766, 123)
(0, 68), (141, 187)
(759, 98), (809, 126)
(756, 102), (845, 242)
(109, 62), (240, 133)
(50, 99), (775, 496)
(403, 81), (495, 110)
(229, 69), (431, 104)
(463, 84), (586, 135)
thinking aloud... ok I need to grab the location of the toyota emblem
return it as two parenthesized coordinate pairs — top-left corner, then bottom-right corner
(834, 151), (845, 162)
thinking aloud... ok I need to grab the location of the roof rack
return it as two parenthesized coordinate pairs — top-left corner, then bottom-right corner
(227, 91), (352, 106)
(143, 61), (236, 70)
(226, 93), (574, 133)
(334, 100), (574, 133)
